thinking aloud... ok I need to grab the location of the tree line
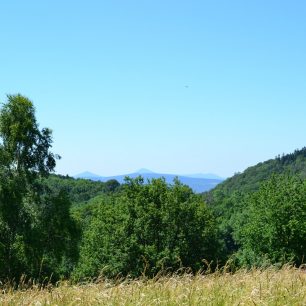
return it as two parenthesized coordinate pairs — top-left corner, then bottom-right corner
(0, 94), (305, 283)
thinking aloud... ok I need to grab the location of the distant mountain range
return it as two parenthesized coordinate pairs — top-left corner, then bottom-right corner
(74, 169), (224, 193)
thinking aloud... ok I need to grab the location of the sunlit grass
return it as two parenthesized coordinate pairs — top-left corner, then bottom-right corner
(1, 265), (305, 305)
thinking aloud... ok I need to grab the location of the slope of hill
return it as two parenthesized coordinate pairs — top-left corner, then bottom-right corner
(208, 147), (306, 198)
(205, 147), (306, 263)
(75, 170), (224, 193)
(42, 174), (120, 205)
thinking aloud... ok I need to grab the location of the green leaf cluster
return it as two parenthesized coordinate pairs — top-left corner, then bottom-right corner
(208, 148), (306, 268)
(0, 94), (78, 282)
(234, 175), (306, 266)
(42, 175), (120, 206)
(74, 177), (220, 279)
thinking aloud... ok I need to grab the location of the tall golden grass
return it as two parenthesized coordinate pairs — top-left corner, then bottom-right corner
(0, 265), (305, 305)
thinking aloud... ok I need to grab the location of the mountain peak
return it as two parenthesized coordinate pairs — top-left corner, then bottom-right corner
(136, 168), (155, 174)
(74, 171), (100, 178)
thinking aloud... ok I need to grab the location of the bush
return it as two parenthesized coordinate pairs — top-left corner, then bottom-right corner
(73, 177), (220, 279)
(234, 175), (306, 266)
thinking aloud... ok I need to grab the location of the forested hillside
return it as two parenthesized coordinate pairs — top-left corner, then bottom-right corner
(206, 148), (306, 266)
(42, 174), (120, 205)
(207, 147), (306, 198)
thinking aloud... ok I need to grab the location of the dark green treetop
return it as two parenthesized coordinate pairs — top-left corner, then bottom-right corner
(0, 94), (58, 181)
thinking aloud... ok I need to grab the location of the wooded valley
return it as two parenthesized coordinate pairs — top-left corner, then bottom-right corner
(0, 94), (305, 284)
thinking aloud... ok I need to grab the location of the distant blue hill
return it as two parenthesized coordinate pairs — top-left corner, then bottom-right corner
(75, 169), (224, 193)
(75, 171), (101, 179)
(184, 173), (225, 180)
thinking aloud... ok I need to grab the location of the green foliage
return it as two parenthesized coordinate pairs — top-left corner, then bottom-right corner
(32, 191), (80, 279)
(234, 175), (306, 266)
(42, 174), (120, 206)
(207, 148), (306, 267)
(0, 94), (77, 281)
(0, 94), (58, 180)
(104, 179), (120, 193)
(1, 93), (306, 283)
(74, 177), (220, 279)
(208, 147), (306, 199)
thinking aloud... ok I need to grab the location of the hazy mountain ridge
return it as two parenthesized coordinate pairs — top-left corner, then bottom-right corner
(75, 170), (224, 193)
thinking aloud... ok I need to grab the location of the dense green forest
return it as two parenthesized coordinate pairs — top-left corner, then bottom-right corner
(207, 148), (306, 197)
(205, 147), (306, 266)
(42, 174), (120, 205)
(0, 94), (305, 283)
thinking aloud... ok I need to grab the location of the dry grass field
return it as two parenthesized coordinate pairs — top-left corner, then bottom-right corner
(1, 266), (305, 305)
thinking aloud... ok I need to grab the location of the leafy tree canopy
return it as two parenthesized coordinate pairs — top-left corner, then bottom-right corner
(0, 94), (58, 181)
(234, 175), (306, 266)
(0, 94), (77, 281)
(74, 177), (220, 279)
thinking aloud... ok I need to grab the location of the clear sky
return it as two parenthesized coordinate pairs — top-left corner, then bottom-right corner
(1, 0), (305, 177)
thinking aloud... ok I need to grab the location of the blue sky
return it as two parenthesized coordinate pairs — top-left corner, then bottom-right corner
(1, 0), (305, 177)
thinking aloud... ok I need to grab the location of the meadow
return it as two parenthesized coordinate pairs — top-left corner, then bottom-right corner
(1, 266), (305, 306)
